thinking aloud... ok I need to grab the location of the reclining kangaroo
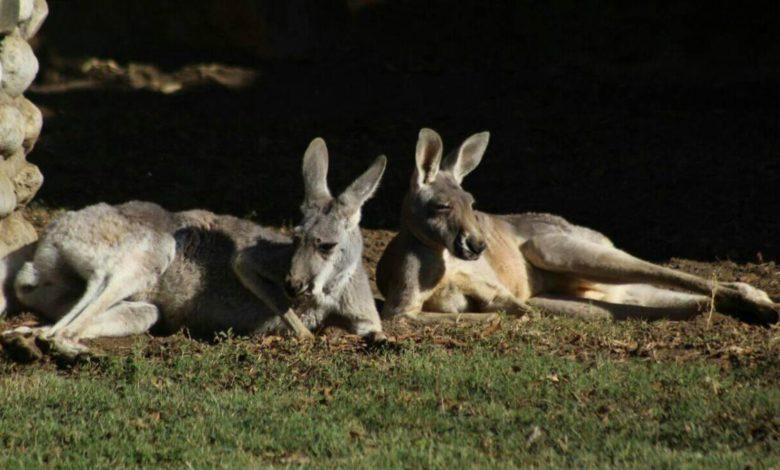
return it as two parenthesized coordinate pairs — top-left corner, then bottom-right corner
(1, 138), (386, 358)
(377, 128), (779, 325)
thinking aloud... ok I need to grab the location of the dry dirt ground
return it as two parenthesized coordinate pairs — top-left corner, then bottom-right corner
(2, 52), (778, 362)
(3, 208), (779, 365)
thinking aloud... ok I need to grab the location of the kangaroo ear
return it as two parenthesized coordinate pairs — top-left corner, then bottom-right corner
(302, 137), (332, 206)
(338, 155), (387, 221)
(413, 128), (443, 186)
(443, 131), (489, 183)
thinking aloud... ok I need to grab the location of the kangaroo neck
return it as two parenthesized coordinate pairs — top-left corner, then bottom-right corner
(399, 225), (447, 259)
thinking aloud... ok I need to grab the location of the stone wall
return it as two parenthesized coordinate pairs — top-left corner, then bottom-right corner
(0, 0), (46, 258)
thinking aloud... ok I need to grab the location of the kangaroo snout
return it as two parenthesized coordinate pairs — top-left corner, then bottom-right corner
(454, 231), (486, 260)
(284, 277), (309, 298)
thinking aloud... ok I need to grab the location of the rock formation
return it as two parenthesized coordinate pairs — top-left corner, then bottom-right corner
(0, 0), (47, 257)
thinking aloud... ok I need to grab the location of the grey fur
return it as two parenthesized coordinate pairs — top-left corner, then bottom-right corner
(1, 138), (386, 356)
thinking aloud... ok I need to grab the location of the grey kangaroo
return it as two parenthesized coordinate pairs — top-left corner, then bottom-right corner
(376, 128), (778, 326)
(1, 138), (387, 358)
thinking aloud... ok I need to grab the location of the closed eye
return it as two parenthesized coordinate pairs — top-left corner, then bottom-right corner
(318, 242), (337, 255)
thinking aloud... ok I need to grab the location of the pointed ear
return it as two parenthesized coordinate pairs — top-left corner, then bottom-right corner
(443, 131), (489, 183)
(302, 137), (331, 206)
(413, 128), (443, 186)
(338, 155), (387, 217)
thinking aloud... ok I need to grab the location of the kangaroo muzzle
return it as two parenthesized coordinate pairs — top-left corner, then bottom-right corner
(453, 230), (486, 261)
(284, 277), (309, 298)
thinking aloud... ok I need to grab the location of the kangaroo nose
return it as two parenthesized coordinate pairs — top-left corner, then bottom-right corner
(284, 278), (307, 298)
(467, 237), (487, 255)
(454, 231), (486, 260)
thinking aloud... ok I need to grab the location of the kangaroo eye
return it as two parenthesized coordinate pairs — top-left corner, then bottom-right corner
(318, 242), (337, 255)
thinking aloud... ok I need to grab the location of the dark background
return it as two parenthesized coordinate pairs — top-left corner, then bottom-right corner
(27, 0), (780, 261)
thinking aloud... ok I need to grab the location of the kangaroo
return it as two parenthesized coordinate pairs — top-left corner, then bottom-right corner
(1, 138), (387, 359)
(376, 128), (779, 326)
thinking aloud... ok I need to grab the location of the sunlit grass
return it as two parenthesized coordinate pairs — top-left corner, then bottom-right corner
(0, 316), (778, 467)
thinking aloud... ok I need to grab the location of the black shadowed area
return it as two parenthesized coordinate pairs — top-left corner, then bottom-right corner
(27, 0), (780, 262)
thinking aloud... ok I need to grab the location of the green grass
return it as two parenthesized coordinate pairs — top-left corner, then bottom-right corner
(1, 317), (778, 468)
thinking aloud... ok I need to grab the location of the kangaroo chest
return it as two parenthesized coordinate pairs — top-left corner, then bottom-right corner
(423, 242), (533, 313)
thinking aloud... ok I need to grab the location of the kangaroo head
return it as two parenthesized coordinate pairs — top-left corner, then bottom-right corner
(285, 137), (386, 300)
(403, 128), (489, 261)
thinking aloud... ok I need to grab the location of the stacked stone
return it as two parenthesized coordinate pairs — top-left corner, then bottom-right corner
(0, 0), (47, 258)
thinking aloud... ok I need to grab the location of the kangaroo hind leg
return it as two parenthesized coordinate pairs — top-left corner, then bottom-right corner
(529, 282), (709, 321)
(522, 234), (778, 325)
(77, 301), (159, 340)
(46, 237), (175, 339)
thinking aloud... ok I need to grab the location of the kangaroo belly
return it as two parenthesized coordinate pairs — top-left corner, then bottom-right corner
(425, 250), (533, 313)
(148, 228), (282, 337)
(424, 282), (475, 313)
(151, 254), (282, 337)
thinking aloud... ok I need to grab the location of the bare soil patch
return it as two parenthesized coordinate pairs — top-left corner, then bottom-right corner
(3, 220), (777, 368)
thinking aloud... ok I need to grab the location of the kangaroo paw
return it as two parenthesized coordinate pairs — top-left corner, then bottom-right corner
(1, 328), (44, 363)
(363, 330), (388, 344)
(716, 288), (779, 326)
(722, 282), (773, 303)
(37, 334), (91, 363)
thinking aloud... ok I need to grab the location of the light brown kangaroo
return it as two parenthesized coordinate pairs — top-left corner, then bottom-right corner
(376, 128), (779, 326)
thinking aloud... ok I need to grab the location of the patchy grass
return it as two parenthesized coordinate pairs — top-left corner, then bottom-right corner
(1, 316), (778, 467)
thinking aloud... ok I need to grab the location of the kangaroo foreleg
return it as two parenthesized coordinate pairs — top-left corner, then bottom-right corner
(232, 252), (314, 340)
